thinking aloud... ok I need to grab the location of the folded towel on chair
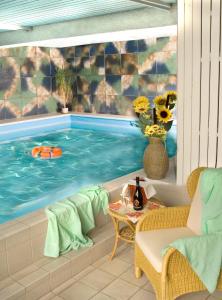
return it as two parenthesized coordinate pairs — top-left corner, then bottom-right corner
(163, 168), (222, 293)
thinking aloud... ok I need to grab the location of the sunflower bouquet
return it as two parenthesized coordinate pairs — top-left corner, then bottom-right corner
(133, 91), (176, 139)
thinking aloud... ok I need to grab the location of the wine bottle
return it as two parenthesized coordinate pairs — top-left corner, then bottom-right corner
(133, 177), (144, 211)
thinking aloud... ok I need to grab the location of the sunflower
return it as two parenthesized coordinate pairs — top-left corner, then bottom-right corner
(151, 124), (160, 130)
(145, 128), (155, 136)
(144, 124), (166, 137)
(156, 108), (172, 123)
(144, 125), (152, 136)
(157, 128), (166, 135)
(154, 95), (166, 107)
(133, 96), (149, 107)
(133, 96), (150, 114)
(164, 91), (177, 104)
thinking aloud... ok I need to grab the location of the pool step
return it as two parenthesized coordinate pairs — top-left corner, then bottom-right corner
(0, 205), (113, 277)
(0, 222), (115, 300)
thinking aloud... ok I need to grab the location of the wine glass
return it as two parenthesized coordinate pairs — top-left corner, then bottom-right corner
(120, 194), (130, 208)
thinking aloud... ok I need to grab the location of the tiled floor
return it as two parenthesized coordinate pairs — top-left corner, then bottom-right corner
(39, 245), (222, 300)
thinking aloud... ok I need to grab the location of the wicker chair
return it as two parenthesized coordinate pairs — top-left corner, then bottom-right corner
(135, 167), (222, 300)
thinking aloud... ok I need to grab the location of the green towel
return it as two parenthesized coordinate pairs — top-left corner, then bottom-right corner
(162, 168), (222, 293)
(44, 185), (109, 258)
(201, 168), (222, 234)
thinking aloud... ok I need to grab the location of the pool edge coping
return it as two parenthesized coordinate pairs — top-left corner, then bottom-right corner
(0, 112), (138, 127)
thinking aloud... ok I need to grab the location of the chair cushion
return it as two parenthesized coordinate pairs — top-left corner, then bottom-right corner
(186, 174), (202, 235)
(135, 227), (196, 272)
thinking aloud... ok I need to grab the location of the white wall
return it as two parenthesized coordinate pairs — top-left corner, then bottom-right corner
(177, 0), (222, 184)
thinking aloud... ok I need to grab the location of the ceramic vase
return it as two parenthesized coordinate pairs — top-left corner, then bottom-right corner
(143, 137), (169, 179)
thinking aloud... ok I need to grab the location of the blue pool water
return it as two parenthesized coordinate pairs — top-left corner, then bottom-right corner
(0, 115), (176, 223)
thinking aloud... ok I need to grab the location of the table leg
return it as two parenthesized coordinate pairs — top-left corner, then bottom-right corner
(135, 266), (142, 278)
(110, 233), (119, 260)
(109, 216), (119, 260)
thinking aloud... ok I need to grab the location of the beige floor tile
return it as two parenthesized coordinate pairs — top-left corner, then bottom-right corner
(0, 281), (25, 300)
(115, 245), (134, 264)
(130, 289), (156, 300)
(120, 267), (148, 287)
(0, 220), (19, 231)
(42, 256), (70, 273)
(39, 292), (55, 300)
(11, 264), (39, 281)
(17, 268), (48, 288)
(40, 256), (72, 290)
(110, 244), (128, 256)
(73, 265), (94, 281)
(0, 251), (8, 280)
(80, 268), (115, 291)
(63, 247), (88, 260)
(16, 211), (42, 223)
(90, 223), (114, 243)
(60, 281), (97, 300)
(25, 276), (50, 300)
(91, 239), (111, 263)
(7, 240), (33, 274)
(19, 213), (47, 238)
(92, 255), (109, 268)
(4, 223), (30, 249)
(99, 258), (130, 276)
(53, 276), (77, 295)
(102, 278), (139, 300)
(208, 290), (222, 299)
(39, 292), (64, 300)
(34, 256), (53, 268)
(0, 277), (15, 290)
(178, 291), (210, 299)
(94, 212), (109, 228)
(31, 233), (46, 262)
(68, 248), (93, 276)
(142, 281), (155, 294)
(0, 237), (6, 253)
(91, 293), (114, 300)
(105, 237), (118, 257)
(50, 261), (72, 290)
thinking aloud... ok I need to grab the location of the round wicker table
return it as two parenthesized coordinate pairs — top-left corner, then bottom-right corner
(108, 197), (165, 260)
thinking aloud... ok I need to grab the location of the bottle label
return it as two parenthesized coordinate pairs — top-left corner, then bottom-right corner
(134, 199), (140, 207)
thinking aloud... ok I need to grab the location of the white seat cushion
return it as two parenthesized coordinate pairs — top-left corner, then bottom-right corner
(186, 174), (203, 235)
(136, 227), (196, 272)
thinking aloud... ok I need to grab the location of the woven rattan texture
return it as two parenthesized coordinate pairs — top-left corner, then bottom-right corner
(135, 167), (222, 300)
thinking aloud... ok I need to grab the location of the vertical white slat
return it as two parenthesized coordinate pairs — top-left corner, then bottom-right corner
(208, 0), (221, 167)
(199, 0), (211, 166)
(176, 0), (185, 184)
(217, 1), (222, 167)
(191, 0), (201, 171)
(183, 0), (193, 181)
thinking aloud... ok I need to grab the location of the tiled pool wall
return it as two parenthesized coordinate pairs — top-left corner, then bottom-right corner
(0, 114), (146, 142)
(0, 36), (177, 121)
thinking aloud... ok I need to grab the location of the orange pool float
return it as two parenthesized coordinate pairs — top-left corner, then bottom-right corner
(32, 146), (62, 159)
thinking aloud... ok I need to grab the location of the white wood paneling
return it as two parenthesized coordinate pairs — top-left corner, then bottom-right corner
(177, 0), (222, 183)
(208, 0), (221, 167)
(199, 0), (211, 167)
(176, 0), (185, 184)
(190, 0), (201, 171)
(183, 0), (193, 181)
(217, 1), (222, 167)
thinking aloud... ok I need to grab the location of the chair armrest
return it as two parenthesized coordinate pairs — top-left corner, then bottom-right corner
(162, 247), (193, 279)
(136, 206), (190, 232)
